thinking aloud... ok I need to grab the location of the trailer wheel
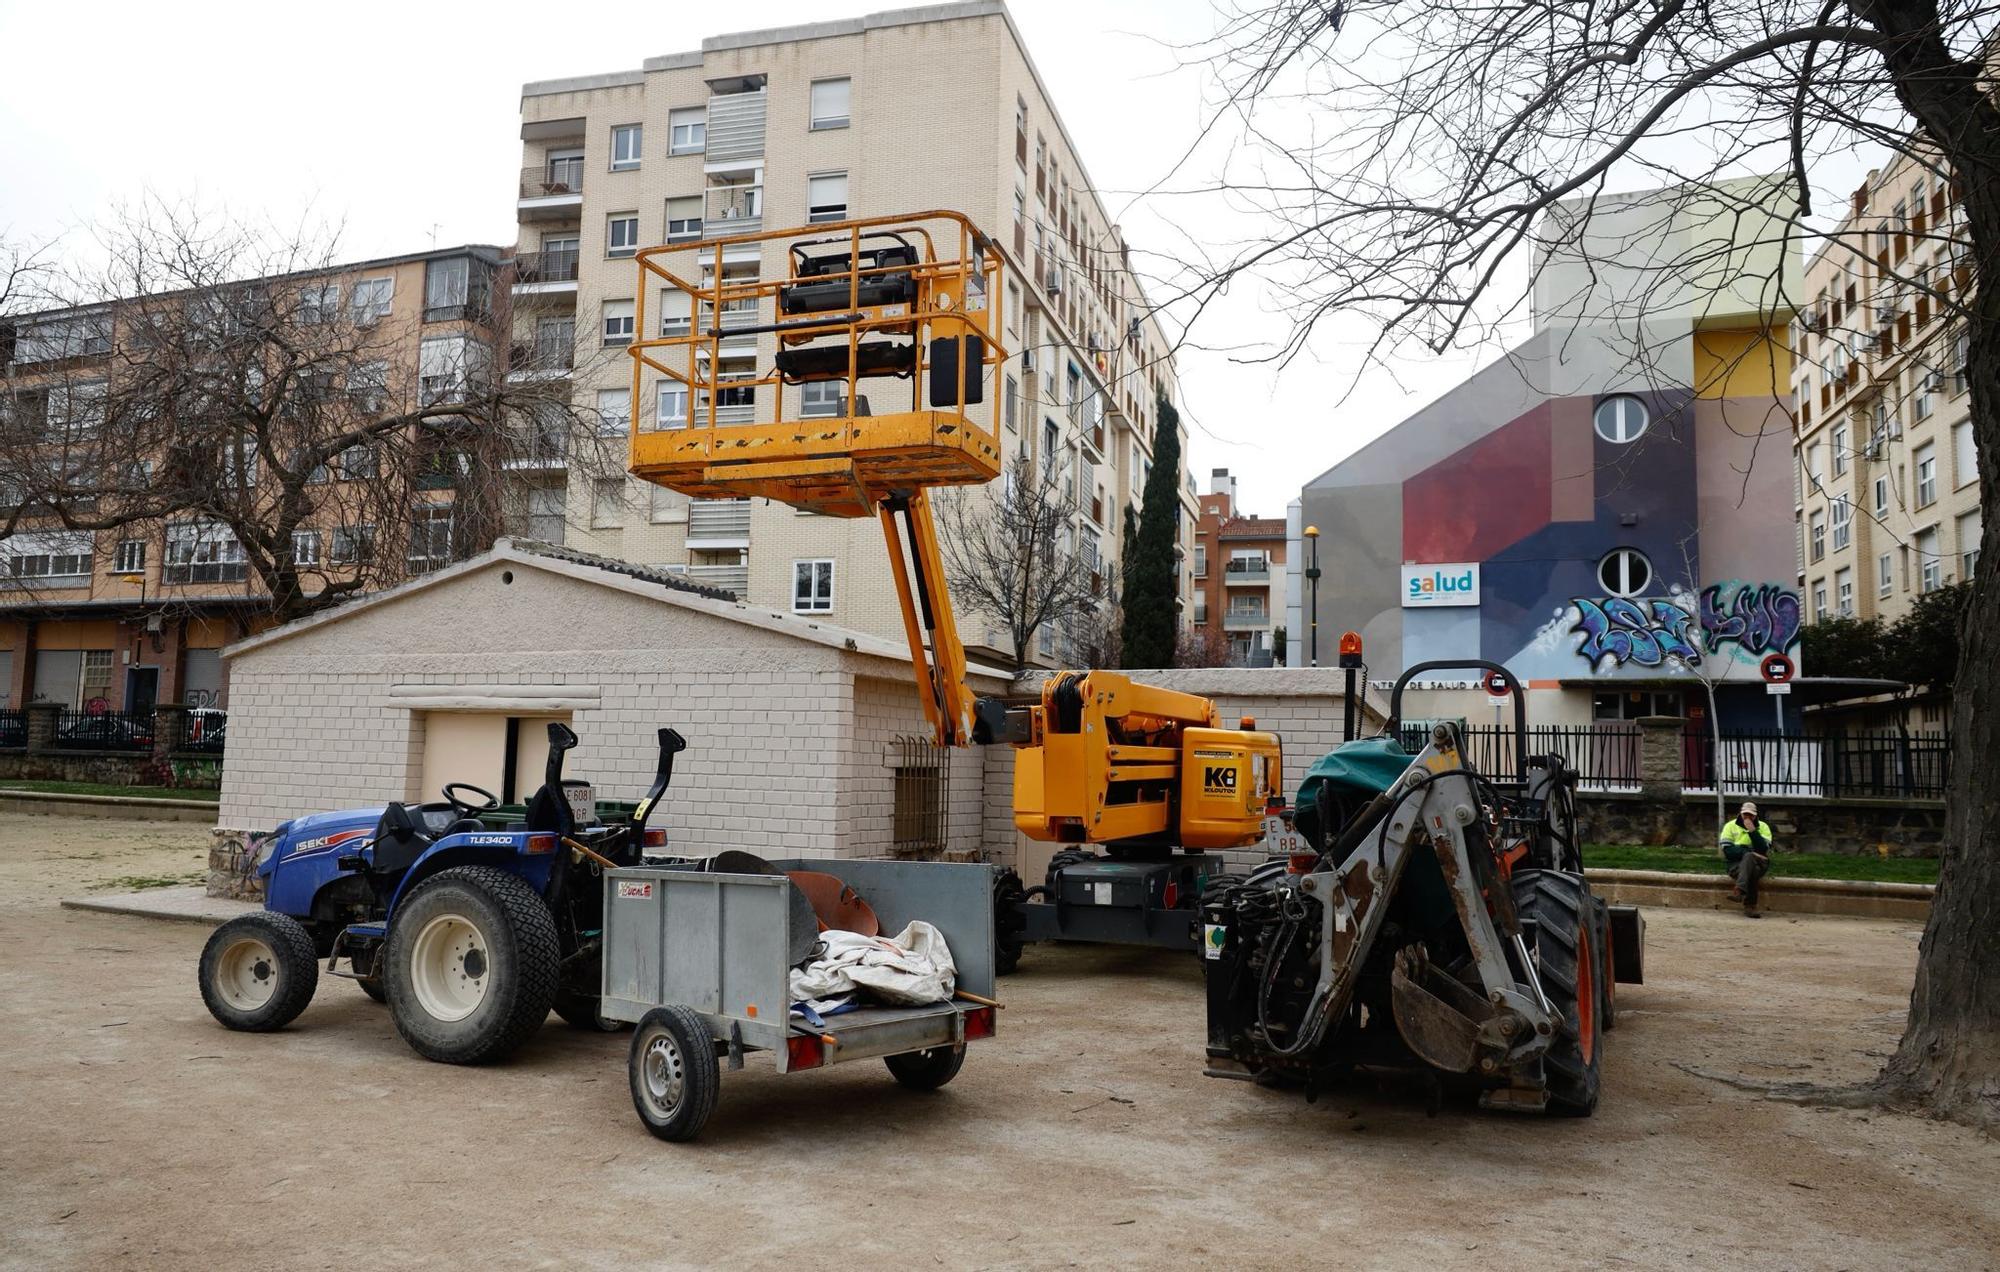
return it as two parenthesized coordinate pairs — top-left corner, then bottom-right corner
(628, 1005), (720, 1141)
(884, 1042), (966, 1091)
(1513, 870), (1601, 1117)
(199, 912), (320, 1032)
(992, 868), (1027, 976)
(384, 866), (559, 1065)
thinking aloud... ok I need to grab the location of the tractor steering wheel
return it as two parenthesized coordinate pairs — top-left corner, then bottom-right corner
(441, 782), (501, 820)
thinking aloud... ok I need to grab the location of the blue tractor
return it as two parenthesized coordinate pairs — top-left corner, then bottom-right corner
(198, 723), (686, 1063)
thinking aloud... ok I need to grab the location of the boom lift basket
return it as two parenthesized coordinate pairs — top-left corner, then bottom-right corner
(627, 211), (1006, 518)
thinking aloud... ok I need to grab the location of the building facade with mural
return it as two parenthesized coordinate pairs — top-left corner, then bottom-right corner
(1296, 177), (1805, 731)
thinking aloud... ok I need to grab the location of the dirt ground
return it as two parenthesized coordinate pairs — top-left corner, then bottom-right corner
(1, 812), (1994, 1271)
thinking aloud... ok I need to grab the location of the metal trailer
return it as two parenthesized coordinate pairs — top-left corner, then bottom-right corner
(599, 857), (999, 1141)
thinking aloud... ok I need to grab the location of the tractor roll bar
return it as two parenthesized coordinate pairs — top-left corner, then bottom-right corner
(1386, 660), (1528, 762)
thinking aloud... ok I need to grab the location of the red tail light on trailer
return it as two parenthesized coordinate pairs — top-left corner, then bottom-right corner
(962, 1006), (996, 1041)
(785, 1035), (826, 1071)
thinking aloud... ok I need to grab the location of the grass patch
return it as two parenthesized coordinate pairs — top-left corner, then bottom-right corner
(95, 872), (204, 892)
(1, 780), (219, 802)
(1585, 843), (1938, 885)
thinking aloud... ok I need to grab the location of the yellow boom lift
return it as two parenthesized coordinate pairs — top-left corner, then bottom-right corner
(627, 212), (1281, 968)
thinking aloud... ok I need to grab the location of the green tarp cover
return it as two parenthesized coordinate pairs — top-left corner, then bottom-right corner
(1296, 736), (1412, 810)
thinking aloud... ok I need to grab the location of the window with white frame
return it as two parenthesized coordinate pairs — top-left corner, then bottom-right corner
(350, 277), (394, 323)
(299, 281), (341, 325)
(1916, 527), (1942, 592)
(521, 486), (565, 543)
(809, 78), (851, 130)
(1960, 508), (1983, 580)
(656, 383), (689, 430)
(1915, 442), (1937, 506)
(419, 334), (482, 406)
(220, 440), (257, 489)
(113, 539), (145, 574)
(595, 388), (632, 435)
(1835, 567), (1853, 615)
(603, 299), (636, 346)
(544, 148), (583, 189)
(657, 289), (692, 337)
(1954, 420), (1978, 487)
(611, 123), (643, 170)
(1808, 511), (1826, 561)
(1593, 395), (1649, 443)
(668, 108), (705, 154)
(48, 380), (107, 439)
(1812, 581), (1828, 620)
(665, 196), (702, 242)
(1004, 375), (1018, 431)
(330, 524), (376, 565)
(340, 444), (378, 480)
(1832, 424), (1849, 475)
(1873, 474), (1890, 518)
(290, 529), (320, 566)
(1193, 544), (1207, 577)
(4, 531), (93, 582)
(1597, 548), (1651, 597)
(607, 213), (640, 258)
(1878, 552), (1894, 597)
(1831, 497), (1852, 551)
(592, 478), (624, 528)
(347, 360), (390, 413)
(806, 171), (848, 224)
(649, 484), (680, 524)
(407, 506), (454, 573)
(801, 381), (844, 419)
(164, 521), (246, 584)
(1915, 367), (1937, 418)
(793, 559), (834, 612)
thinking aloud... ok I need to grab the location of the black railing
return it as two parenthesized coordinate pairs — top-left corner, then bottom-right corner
(182, 710), (227, 755)
(51, 708), (154, 751)
(1421, 723), (1642, 790)
(0, 708), (24, 749)
(1686, 727), (1950, 799)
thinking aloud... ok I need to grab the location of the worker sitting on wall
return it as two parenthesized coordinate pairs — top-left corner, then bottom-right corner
(1720, 802), (1774, 918)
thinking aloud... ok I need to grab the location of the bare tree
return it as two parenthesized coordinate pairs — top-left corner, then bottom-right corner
(937, 449), (1103, 669)
(0, 202), (612, 627)
(1181, 2), (2000, 1127)
(1175, 623), (1235, 668)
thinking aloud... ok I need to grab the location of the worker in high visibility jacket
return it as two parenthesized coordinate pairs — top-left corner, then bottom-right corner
(1720, 802), (1774, 917)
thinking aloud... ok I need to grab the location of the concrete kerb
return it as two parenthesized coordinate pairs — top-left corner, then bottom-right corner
(1586, 867), (1933, 921)
(60, 886), (255, 926)
(2, 789), (220, 824)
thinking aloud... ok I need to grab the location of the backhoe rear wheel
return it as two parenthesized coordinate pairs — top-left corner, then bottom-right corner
(1513, 870), (1601, 1117)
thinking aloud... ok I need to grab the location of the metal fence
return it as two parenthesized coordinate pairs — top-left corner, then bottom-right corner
(1409, 723), (1642, 791)
(1686, 728), (1949, 799)
(890, 734), (949, 857)
(182, 710), (227, 755)
(50, 709), (154, 751)
(0, 708), (24, 749)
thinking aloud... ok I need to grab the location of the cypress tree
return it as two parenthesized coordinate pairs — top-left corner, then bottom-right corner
(1121, 393), (1183, 667)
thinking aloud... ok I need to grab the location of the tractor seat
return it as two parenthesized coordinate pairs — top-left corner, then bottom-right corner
(370, 802), (433, 876)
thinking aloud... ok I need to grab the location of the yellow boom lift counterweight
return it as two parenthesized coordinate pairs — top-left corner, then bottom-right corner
(627, 212), (1280, 967)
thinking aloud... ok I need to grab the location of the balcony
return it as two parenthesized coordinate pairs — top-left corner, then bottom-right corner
(704, 89), (767, 164)
(502, 426), (568, 471)
(512, 249), (579, 293)
(506, 336), (575, 382)
(680, 562), (748, 598)
(1223, 608), (1270, 631)
(1224, 559), (1271, 583)
(704, 183), (763, 239)
(686, 498), (751, 545)
(519, 164), (583, 220)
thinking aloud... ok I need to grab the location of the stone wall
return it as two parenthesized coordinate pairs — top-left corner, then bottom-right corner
(1578, 790), (1945, 857)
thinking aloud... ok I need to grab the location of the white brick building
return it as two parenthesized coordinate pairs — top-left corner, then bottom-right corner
(506, 1), (1199, 665)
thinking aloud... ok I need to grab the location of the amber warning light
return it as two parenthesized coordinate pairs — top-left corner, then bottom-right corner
(1337, 631), (1363, 669)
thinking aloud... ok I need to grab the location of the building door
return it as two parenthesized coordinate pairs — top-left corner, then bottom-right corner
(126, 667), (159, 714)
(420, 711), (574, 806)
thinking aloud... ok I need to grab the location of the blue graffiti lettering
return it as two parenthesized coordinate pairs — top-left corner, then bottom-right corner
(1698, 584), (1802, 656)
(1572, 597), (1688, 668)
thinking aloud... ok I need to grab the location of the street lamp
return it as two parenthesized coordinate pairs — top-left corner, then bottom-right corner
(1304, 524), (1321, 667)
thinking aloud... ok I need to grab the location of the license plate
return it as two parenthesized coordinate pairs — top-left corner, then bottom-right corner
(563, 783), (595, 824)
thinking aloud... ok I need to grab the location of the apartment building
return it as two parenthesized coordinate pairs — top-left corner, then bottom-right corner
(1793, 154), (1981, 628)
(0, 245), (507, 712)
(1191, 468), (1287, 666)
(509, 0), (1195, 664)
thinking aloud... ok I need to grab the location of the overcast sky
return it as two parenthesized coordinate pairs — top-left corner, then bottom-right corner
(0, 1), (1876, 519)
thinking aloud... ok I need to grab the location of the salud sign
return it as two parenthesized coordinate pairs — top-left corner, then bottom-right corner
(1402, 562), (1481, 607)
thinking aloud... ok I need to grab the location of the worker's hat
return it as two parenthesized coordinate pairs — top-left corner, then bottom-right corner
(1739, 801), (1759, 816)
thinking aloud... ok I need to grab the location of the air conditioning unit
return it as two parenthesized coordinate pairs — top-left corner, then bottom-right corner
(1045, 269), (1063, 295)
(1020, 348), (1037, 373)
(1876, 305), (1897, 326)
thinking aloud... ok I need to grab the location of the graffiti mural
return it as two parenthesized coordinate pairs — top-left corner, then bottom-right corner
(1570, 581), (1802, 675)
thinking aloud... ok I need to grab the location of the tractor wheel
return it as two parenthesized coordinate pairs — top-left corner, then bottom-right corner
(885, 1042), (967, 1091)
(628, 1005), (721, 1141)
(358, 976), (388, 1004)
(199, 912), (320, 1032)
(1513, 870), (1601, 1117)
(1591, 896), (1617, 1033)
(553, 990), (628, 1032)
(992, 867), (1027, 976)
(384, 866), (559, 1065)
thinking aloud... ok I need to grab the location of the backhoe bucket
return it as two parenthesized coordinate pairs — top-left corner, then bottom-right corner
(1389, 945), (1497, 1074)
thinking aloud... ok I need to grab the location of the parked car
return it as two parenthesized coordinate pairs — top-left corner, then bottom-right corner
(54, 713), (153, 750)
(0, 712), (25, 749)
(184, 708), (227, 752)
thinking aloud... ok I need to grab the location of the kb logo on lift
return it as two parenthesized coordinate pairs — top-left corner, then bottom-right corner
(1203, 765), (1238, 795)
